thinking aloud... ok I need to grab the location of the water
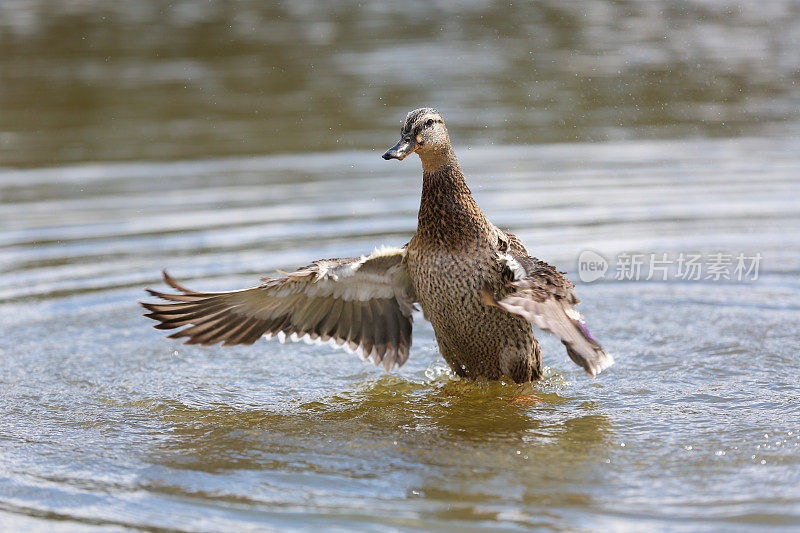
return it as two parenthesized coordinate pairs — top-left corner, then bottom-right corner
(2, 2), (800, 532)
(3, 1), (800, 167)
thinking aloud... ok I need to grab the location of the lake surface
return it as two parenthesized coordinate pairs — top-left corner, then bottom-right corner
(2, 139), (799, 532)
(2, 2), (800, 532)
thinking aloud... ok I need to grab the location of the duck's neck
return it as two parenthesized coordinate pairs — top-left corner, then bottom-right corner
(416, 152), (491, 249)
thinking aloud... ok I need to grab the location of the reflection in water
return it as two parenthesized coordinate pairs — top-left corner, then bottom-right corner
(145, 376), (613, 527)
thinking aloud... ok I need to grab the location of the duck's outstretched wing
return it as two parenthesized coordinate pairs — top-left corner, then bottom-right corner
(485, 251), (614, 377)
(141, 247), (417, 370)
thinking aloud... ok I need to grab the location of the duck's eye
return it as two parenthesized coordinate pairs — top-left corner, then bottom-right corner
(425, 119), (434, 127)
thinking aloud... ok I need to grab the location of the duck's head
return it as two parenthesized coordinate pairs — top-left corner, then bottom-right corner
(382, 108), (450, 162)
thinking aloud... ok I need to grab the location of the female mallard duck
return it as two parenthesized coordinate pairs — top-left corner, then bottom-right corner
(142, 108), (613, 382)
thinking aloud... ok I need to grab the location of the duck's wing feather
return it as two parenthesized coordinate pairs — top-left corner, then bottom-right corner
(141, 247), (417, 370)
(491, 226), (529, 256)
(487, 251), (614, 377)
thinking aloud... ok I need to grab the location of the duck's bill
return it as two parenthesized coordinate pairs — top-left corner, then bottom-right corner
(382, 138), (419, 160)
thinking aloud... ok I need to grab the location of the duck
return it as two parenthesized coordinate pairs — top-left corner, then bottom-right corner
(141, 108), (614, 383)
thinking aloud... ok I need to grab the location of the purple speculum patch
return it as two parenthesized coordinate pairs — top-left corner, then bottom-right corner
(578, 320), (597, 342)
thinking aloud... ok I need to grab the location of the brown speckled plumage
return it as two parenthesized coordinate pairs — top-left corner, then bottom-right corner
(141, 108), (614, 382)
(407, 162), (540, 382)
